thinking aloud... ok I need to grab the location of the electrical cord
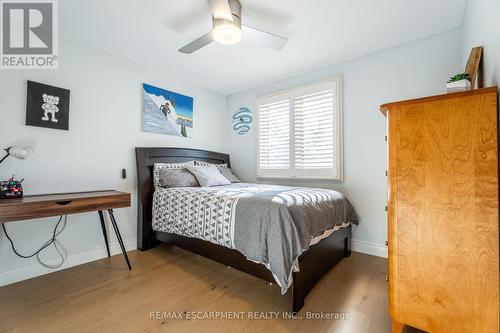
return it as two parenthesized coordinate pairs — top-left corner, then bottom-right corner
(1, 215), (68, 268)
(36, 215), (67, 268)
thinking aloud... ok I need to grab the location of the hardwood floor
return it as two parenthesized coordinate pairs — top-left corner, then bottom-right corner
(0, 246), (418, 333)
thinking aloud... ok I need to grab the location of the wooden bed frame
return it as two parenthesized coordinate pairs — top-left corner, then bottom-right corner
(135, 147), (352, 312)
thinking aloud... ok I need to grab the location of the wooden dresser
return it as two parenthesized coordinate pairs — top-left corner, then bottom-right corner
(381, 87), (499, 333)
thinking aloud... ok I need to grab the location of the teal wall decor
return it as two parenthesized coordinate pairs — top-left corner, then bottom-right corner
(232, 107), (252, 135)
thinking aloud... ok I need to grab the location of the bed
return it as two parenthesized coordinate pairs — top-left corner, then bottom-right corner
(136, 147), (357, 312)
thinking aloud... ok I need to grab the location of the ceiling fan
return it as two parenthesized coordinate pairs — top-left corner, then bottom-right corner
(179, 0), (288, 54)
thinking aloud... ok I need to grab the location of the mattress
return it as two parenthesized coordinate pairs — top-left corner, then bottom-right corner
(152, 183), (358, 293)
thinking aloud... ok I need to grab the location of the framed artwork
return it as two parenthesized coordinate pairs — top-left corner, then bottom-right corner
(26, 81), (70, 131)
(142, 83), (194, 138)
(465, 46), (483, 89)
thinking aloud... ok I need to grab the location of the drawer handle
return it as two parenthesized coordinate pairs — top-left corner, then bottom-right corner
(55, 200), (72, 205)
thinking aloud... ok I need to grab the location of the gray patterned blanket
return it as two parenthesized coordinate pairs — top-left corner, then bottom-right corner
(152, 183), (358, 293)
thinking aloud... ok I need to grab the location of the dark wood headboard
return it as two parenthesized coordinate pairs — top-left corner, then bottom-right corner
(135, 147), (230, 251)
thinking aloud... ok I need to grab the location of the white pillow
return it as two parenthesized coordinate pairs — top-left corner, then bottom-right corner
(194, 161), (241, 183)
(186, 165), (231, 187)
(153, 161), (195, 187)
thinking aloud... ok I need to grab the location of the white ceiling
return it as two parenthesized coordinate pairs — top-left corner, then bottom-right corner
(61, 0), (467, 95)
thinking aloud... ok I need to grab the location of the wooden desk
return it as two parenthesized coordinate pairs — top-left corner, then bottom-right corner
(0, 190), (132, 269)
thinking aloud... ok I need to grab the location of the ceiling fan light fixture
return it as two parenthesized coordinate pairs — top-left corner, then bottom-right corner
(212, 19), (241, 45)
(178, 0), (287, 54)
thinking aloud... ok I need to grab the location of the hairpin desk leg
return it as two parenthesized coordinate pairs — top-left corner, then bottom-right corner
(107, 209), (132, 270)
(98, 210), (111, 258)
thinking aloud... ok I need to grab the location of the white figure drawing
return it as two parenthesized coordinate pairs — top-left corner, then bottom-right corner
(41, 93), (60, 123)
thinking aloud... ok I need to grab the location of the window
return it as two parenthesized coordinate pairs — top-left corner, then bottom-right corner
(257, 77), (342, 180)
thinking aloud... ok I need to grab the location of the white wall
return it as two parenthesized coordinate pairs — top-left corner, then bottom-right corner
(461, 0), (500, 87)
(0, 38), (228, 285)
(227, 29), (463, 257)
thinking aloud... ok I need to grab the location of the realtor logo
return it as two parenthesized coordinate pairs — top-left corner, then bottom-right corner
(1, 0), (58, 69)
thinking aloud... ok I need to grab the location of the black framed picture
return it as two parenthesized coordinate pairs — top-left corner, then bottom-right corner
(26, 81), (70, 131)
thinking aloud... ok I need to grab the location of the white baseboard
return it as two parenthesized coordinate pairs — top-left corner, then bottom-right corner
(352, 239), (387, 258)
(0, 239), (137, 287)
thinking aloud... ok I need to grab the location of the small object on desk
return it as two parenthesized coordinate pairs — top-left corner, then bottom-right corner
(0, 190), (132, 269)
(0, 176), (24, 199)
(0, 145), (33, 199)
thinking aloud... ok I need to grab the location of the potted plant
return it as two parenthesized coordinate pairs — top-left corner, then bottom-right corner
(446, 73), (471, 93)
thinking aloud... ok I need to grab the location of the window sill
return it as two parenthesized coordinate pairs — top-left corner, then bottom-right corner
(256, 176), (343, 182)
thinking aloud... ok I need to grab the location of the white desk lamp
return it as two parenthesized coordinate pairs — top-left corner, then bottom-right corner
(0, 146), (34, 164)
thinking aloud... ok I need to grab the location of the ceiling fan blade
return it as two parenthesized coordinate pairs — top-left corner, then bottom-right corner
(179, 31), (214, 54)
(207, 0), (233, 21)
(241, 25), (287, 51)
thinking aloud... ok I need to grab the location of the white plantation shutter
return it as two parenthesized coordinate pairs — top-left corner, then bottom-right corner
(294, 81), (338, 178)
(257, 78), (342, 180)
(258, 99), (290, 170)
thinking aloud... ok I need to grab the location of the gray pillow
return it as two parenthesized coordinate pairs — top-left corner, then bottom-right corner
(195, 161), (223, 167)
(218, 165), (241, 183)
(158, 168), (200, 188)
(194, 161), (241, 183)
(186, 165), (231, 187)
(153, 161), (195, 187)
